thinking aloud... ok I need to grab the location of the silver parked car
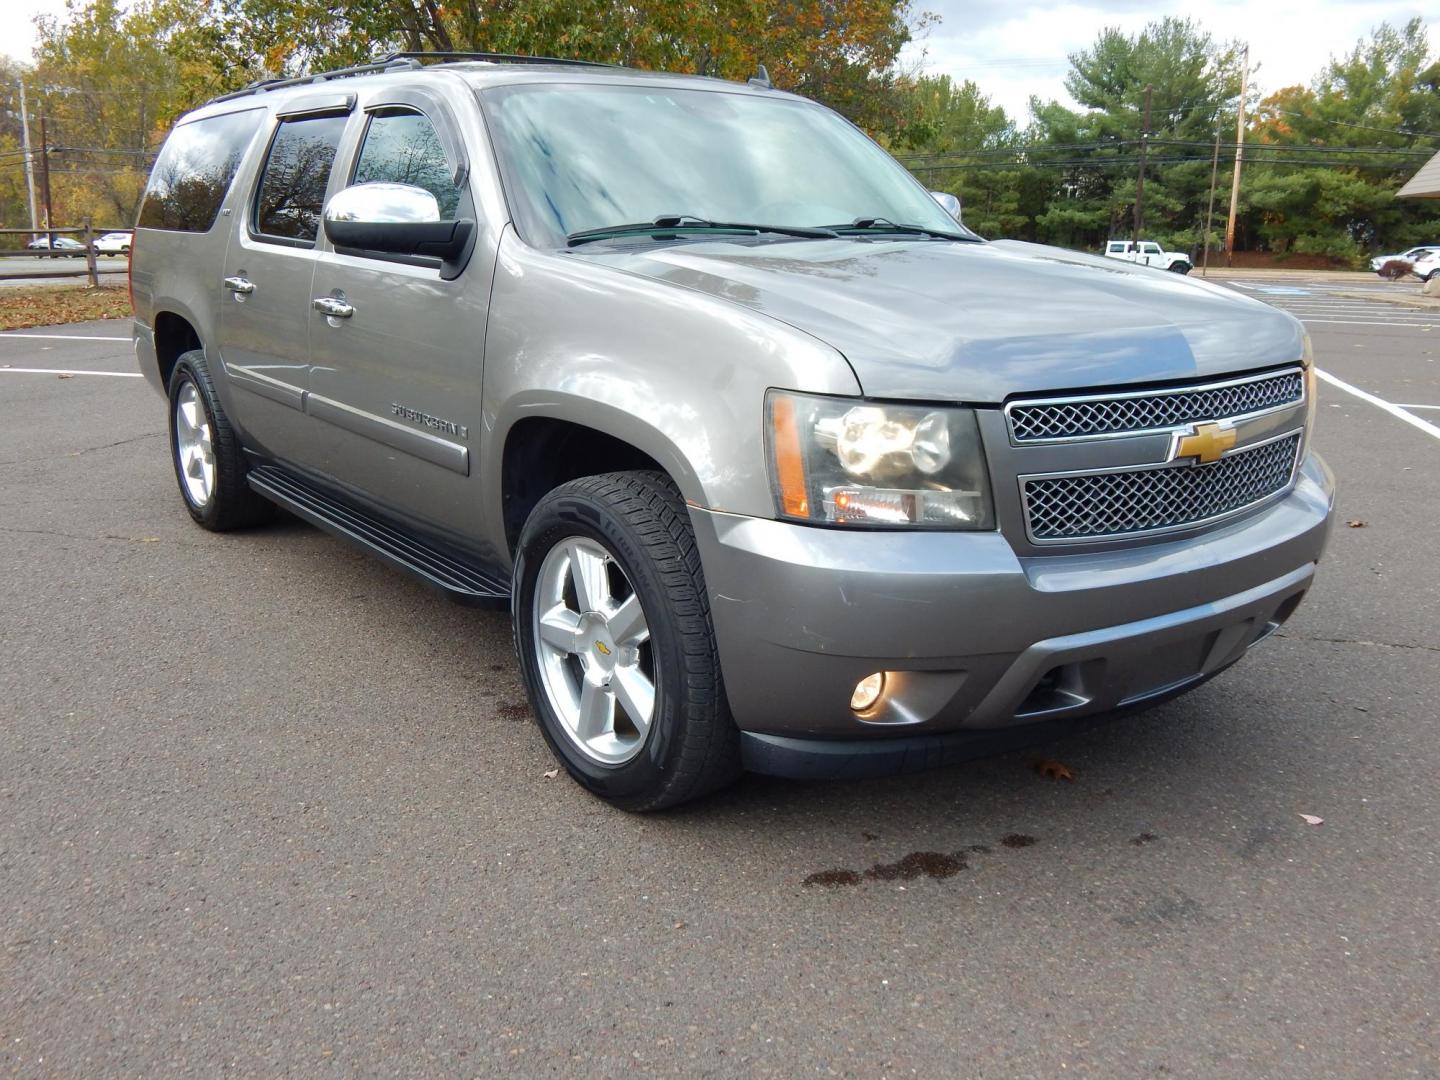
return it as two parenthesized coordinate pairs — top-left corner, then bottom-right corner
(26, 235), (86, 254)
(130, 54), (1334, 809)
(1369, 246), (1439, 272)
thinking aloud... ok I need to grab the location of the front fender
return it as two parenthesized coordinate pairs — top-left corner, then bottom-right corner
(480, 230), (861, 543)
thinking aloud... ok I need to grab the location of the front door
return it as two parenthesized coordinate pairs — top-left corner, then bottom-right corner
(218, 106), (351, 463)
(306, 91), (493, 546)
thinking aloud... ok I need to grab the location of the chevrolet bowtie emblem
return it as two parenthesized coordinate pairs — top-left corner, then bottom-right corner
(1172, 421), (1237, 464)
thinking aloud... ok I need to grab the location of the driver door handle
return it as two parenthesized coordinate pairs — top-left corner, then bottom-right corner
(313, 296), (354, 319)
(222, 275), (254, 295)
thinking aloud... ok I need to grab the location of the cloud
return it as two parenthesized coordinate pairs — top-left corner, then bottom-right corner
(904, 0), (1433, 124)
(1, 0), (73, 64)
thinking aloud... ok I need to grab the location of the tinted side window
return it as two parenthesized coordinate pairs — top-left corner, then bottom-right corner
(352, 109), (461, 218)
(253, 114), (349, 243)
(139, 109), (263, 232)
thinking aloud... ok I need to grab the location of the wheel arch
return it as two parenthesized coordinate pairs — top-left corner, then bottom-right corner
(492, 401), (702, 557)
(153, 309), (204, 391)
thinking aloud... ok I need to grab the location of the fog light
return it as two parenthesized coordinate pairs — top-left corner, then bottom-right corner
(850, 672), (886, 711)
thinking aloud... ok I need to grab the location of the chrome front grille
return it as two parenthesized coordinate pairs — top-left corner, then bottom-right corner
(1007, 369), (1304, 443)
(1021, 432), (1302, 543)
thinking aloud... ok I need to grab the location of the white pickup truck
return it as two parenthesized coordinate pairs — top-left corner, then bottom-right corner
(1105, 239), (1192, 274)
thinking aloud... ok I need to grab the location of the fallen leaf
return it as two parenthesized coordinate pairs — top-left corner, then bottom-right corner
(1345, 519), (1366, 528)
(1032, 758), (1075, 782)
(57, 373), (74, 379)
(1299, 813), (1324, 826)
(0, 285), (130, 332)
(542, 768), (559, 780)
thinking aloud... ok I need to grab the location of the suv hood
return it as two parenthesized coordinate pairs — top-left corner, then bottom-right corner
(580, 238), (1304, 402)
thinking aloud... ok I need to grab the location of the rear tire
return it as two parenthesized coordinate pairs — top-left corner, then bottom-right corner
(513, 471), (741, 811)
(167, 349), (273, 532)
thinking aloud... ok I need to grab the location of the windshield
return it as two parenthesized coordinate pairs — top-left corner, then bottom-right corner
(482, 83), (974, 246)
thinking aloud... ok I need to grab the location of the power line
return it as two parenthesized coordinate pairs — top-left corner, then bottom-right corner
(1259, 108), (1440, 140)
(905, 155), (1422, 171)
(894, 139), (1434, 163)
(1149, 139), (1433, 157)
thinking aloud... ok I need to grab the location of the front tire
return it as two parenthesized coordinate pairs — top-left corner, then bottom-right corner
(1170, 262), (1192, 275)
(167, 350), (273, 531)
(513, 471), (741, 811)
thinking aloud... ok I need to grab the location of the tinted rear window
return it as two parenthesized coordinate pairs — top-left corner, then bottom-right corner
(139, 109), (263, 232)
(252, 114), (349, 243)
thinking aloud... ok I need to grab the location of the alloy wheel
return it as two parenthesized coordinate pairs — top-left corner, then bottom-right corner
(531, 537), (657, 765)
(174, 380), (216, 507)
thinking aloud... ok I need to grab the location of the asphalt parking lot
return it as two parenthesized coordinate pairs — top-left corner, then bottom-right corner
(1, 273), (1437, 1076)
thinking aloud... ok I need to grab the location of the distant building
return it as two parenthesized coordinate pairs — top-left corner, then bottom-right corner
(1397, 151), (1440, 199)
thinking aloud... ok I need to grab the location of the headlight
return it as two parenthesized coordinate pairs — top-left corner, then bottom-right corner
(765, 390), (994, 529)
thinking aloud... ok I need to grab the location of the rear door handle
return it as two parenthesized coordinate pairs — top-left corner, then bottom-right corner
(222, 275), (254, 295)
(313, 296), (354, 319)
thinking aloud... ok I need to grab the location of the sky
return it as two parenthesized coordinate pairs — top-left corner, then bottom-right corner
(3, 0), (1434, 121)
(905, 0), (1433, 120)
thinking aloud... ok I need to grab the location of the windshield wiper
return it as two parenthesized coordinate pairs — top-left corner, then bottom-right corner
(567, 215), (838, 247)
(829, 217), (980, 242)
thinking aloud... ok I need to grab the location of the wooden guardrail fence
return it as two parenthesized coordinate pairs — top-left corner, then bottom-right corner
(0, 222), (133, 286)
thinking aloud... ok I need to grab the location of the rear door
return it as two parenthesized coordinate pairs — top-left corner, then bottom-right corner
(217, 98), (352, 463)
(305, 86), (493, 541)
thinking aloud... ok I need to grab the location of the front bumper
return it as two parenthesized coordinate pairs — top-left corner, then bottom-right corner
(692, 452), (1335, 775)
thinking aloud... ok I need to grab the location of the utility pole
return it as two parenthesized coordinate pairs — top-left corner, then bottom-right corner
(38, 107), (54, 246)
(16, 79), (39, 234)
(1202, 118), (1221, 277)
(1132, 83), (1153, 245)
(1224, 44), (1249, 267)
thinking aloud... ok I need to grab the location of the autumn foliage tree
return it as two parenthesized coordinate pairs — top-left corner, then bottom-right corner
(216, 0), (925, 129)
(28, 0), (239, 224)
(7, 2), (1439, 260)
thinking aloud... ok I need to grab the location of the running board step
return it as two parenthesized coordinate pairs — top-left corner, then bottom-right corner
(248, 465), (510, 606)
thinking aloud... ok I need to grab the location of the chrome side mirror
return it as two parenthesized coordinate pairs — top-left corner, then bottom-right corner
(322, 182), (474, 279)
(930, 190), (962, 222)
(324, 182), (441, 226)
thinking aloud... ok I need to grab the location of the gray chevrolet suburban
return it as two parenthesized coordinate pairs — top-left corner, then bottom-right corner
(131, 53), (1335, 809)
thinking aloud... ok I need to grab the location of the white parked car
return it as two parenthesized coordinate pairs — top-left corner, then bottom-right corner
(1104, 239), (1192, 274)
(1369, 246), (1438, 272)
(92, 231), (133, 256)
(1410, 250), (1440, 282)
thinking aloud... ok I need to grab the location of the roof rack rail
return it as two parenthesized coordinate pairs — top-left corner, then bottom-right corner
(205, 57), (422, 106)
(375, 51), (613, 69)
(201, 51), (611, 108)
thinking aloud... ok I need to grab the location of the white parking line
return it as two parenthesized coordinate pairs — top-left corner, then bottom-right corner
(0, 333), (131, 341)
(1316, 369), (1440, 442)
(0, 367), (141, 378)
(1296, 316), (1428, 325)
(1398, 403), (1440, 411)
